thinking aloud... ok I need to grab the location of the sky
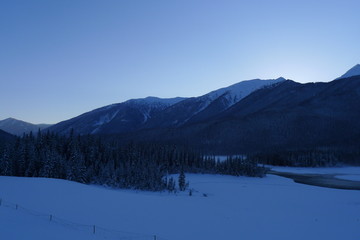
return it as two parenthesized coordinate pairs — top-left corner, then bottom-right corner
(1, 0), (360, 124)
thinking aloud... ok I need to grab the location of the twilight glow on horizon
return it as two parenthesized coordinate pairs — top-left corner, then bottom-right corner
(1, 0), (360, 124)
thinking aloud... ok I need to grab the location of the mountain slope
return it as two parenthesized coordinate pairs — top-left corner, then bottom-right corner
(0, 118), (51, 136)
(47, 97), (185, 135)
(143, 78), (285, 128)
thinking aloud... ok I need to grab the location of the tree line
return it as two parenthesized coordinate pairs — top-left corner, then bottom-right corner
(0, 131), (266, 191)
(248, 148), (360, 167)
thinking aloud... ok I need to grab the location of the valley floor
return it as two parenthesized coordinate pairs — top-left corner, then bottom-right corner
(0, 166), (360, 240)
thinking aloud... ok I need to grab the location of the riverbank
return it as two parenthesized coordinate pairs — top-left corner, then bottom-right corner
(268, 168), (360, 190)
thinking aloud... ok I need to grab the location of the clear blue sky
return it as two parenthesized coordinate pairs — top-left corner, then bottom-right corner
(1, 0), (359, 124)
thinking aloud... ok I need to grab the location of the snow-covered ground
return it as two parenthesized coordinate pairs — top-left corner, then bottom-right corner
(1, 167), (360, 240)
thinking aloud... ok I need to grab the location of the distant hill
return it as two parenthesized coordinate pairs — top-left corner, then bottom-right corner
(0, 118), (52, 136)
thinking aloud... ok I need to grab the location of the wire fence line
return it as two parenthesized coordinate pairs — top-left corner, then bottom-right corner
(0, 197), (170, 240)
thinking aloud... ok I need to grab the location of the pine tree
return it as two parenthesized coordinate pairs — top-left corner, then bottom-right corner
(0, 147), (13, 176)
(167, 177), (176, 192)
(178, 169), (186, 191)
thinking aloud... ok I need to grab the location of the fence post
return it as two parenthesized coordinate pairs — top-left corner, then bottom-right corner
(93, 225), (96, 234)
(16, 204), (18, 210)
(49, 214), (52, 221)
(154, 235), (157, 240)
(0, 198), (2, 206)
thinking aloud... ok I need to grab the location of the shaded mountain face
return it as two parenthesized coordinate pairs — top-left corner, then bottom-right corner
(0, 129), (14, 139)
(132, 76), (360, 154)
(48, 78), (284, 135)
(0, 118), (51, 136)
(0, 129), (15, 147)
(47, 97), (186, 135)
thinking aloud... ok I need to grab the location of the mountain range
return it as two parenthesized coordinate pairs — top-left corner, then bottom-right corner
(3, 64), (360, 154)
(47, 77), (285, 135)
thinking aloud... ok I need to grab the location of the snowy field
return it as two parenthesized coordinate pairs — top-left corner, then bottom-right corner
(1, 167), (360, 240)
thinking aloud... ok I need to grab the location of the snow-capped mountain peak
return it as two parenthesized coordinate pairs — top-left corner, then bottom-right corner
(338, 64), (360, 79)
(204, 77), (285, 108)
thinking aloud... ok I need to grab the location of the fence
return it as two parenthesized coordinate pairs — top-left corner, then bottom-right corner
(0, 197), (169, 240)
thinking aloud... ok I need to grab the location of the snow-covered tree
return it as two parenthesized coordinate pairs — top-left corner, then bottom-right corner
(178, 169), (186, 191)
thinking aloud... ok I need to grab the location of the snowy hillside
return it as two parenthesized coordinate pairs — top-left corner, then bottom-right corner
(181, 77), (286, 120)
(338, 64), (360, 79)
(92, 96), (186, 127)
(204, 77), (285, 108)
(1, 167), (359, 240)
